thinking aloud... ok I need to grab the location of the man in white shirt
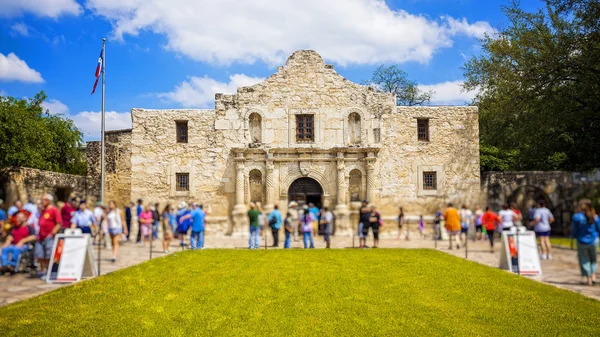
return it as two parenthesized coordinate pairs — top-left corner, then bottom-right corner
(498, 203), (517, 231)
(459, 205), (473, 246)
(530, 200), (554, 260)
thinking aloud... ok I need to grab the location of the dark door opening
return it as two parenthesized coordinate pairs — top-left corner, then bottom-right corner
(55, 187), (73, 203)
(288, 177), (323, 208)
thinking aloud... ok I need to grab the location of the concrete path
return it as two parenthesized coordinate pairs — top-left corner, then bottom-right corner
(0, 231), (598, 306)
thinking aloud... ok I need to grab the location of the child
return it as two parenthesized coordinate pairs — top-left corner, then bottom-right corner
(419, 215), (425, 237)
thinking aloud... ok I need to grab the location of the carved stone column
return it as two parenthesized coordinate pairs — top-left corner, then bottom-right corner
(365, 152), (377, 203)
(334, 152), (350, 234)
(230, 151), (247, 236)
(264, 152), (275, 214)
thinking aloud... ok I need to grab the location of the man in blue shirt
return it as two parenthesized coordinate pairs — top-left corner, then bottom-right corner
(268, 204), (282, 247)
(135, 199), (143, 244)
(180, 203), (206, 249)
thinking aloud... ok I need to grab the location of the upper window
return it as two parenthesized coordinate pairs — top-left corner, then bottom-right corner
(348, 112), (361, 144)
(423, 171), (437, 190)
(249, 113), (262, 143)
(176, 173), (189, 191)
(176, 121), (188, 143)
(296, 114), (314, 143)
(417, 119), (429, 142)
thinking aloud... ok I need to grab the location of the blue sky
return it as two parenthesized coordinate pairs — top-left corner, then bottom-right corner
(0, 0), (543, 141)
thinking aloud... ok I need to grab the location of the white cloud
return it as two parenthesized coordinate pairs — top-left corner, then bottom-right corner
(159, 74), (265, 108)
(0, 53), (44, 83)
(70, 111), (133, 140)
(42, 99), (69, 115)
(11, 23), (30, 36)
(1, 0), (81, 18)
(419, 80), (478, 105)
(86, 0), (495, 65)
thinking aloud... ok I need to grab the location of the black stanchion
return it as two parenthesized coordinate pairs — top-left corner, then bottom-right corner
(264, 228), (267, 250)
(465, 230), (468, 259)
(149, 234), (153, 259)
(434, 223), (438, 250)
(516, 227), (520, 275)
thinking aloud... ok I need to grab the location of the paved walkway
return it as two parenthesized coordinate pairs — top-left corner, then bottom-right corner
(0, 231), (598, 306)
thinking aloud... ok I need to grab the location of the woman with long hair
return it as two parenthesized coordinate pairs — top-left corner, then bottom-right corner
(571, 199), (600, 286)
(161, 204), (173, 253)
(139, 205), (153, 247)
(106, 201), (127, 262)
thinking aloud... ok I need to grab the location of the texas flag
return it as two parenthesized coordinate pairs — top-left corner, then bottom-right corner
(91, 50), (104, 95)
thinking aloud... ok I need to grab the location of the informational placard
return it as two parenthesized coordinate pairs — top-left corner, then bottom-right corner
(47, 231), (96, 283)
(499, 229), (542, 276)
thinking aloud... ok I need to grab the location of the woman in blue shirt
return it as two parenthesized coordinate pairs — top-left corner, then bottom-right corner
(571, 199), (600, 286)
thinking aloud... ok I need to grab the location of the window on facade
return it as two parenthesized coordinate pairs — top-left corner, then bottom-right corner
(349, 169), (362, 202)
(249, 169), (264, 203)
(175, 173), (189, 191)
(417, 119), (429, 141)
(423, 171), (437, 190)
(348, 112), (361, 144)
(373, 128), (381, 143)
(249, 113), (262, 143)
(176, 121), (188, 143)
(296, 114), (314, 142)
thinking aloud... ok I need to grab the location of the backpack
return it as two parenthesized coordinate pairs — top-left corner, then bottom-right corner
(269, 215), (277, 227)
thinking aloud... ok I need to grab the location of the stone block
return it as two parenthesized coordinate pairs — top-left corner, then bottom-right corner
(215, 119), (229, 130)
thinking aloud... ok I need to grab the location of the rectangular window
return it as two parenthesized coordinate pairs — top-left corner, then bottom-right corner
(175, 173), (189, 191)
(417, 119), (429, 141)
(423, 171), (437, 190)
(296, 114), (314, 143)
(176, 121), (188, 143)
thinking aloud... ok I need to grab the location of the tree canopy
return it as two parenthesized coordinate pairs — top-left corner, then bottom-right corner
(363, 65), (433, 106)
(0, 92), (87, 175)
(463, 0), (600, 171)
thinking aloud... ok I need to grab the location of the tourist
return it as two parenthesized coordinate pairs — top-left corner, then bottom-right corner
(0, 199), (7, 237)
(60, 198), (77, 233)
(35, 194), (62, 279)
(256, 202), (265, 236)
(125, 202), (134, 241)
(247, 202), (261, 249)
(571, 199), (600, 286)
(481, 207), (500, 252)
(363, 205), (381, 248)
(94, 202), (107, 247)
(396, 207), (405, 240)
(70, 200), (96, 234)
(151, 203), (161, 241)
(284, 212), (293, 249)
(7, 200), (22, 217)
(176, 202), (191, 247)
(161, 204), (173, 253)
(418, 215), (425, 238)
(433, 210), (442, 240)
(530, 200), (555, 260)
(308, 203), (319, 236)
(459, 205), (473, 246)
(321, 207), (334, 249)
(474, 205), (484, 241)
(300, 205), (315, 249)
(135, 199), (143, 244)
(443, 203), (461, 250)
(106, 201), (127, 262)
(188, 203), (206, 249)
(358, 200), (369, 248)
(288, 201), (299, 241)
(268, 204), (282, 247)
(169, 205), (177, 235)
(0, 212), (36, 275)
(511, 203), (523, 229)
(138, 205), (153, 247)
(498, 203), (517, 232)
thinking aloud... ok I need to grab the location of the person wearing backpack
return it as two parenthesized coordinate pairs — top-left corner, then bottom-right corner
(571, 199), (600, 286)
(176, 202), (191, 247)
(268, 204), (282, 247)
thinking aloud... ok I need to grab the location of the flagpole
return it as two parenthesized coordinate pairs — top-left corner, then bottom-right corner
(101, 38), (106, 204)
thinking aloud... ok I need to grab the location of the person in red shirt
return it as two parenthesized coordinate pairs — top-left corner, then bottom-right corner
(0, 212), (36, 275)
(35, 194), (62, 279)
(60, 198), (77, 230)
(481, 207), (500, 252)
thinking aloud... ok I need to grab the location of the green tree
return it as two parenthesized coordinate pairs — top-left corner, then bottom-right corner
(363, 65), (433, 106)
(0, 91), (87, 175)
(463, 0), (600, 171)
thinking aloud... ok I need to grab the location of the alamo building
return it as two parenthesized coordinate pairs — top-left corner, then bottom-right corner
(88, 50), (480, 235)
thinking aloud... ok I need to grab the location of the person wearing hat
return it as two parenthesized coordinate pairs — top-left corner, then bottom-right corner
(70, 200), (96, 235)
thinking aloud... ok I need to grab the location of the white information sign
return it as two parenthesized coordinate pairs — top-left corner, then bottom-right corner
(499, 229), (542, 276)
(47, 231), (97, 283)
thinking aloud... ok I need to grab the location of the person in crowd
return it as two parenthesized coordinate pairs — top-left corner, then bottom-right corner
(481, 207), (500, 252)
(106, 201), (127, 262)
(571, 199), (600, 286)
(169, 205), (177, 237)
(498, 203), (517, 232)
(443, 203), (461, 250)
(418, 215), (425, 238)
(474, 205), (484, 241)
(268, 204), (282, 247)
(125, 202), (133, 241)
(396, 207), (405, 240)
(176, 202), (191, 247)
(180, 203), (206, 250)
(7, 200), (22, 217)
(161, 204), (173, 253)
(358, 200), (370, 248)
(530, 200), (555, 260)
(284, 212), (293, 249)
(321, 207), (334, 249)
(136, 199), (144, 244)
(60, 198), (77, 232)
(511, 203), (523, 229)
(288, 201), (299, 241)
(94, 201), (107, 247)
(0, 199), (7, 238)
(433, 210), (442, 240)
(150, 203), (160, 241)
(256, 202), (265, 237)
(308, 203), (319, 236)
(363, 205), (381, 248)
(247, 202), (261, 249)
(459, 205), (473, 246)
(70, 200), (96, 234)
(139, 205), (153, 247)
(301, 205), (315, 249)
(0, 212), (36, 275)
(35, 194), (62, 279)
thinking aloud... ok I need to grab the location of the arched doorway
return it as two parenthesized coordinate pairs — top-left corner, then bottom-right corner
(288, 177), (323, 208)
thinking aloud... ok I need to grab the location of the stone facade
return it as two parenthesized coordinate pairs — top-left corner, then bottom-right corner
(90, 50), (481, 235)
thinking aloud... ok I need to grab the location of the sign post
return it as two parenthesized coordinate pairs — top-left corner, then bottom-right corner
(46, 230), (97, 283)
(499, 228), (541, 276)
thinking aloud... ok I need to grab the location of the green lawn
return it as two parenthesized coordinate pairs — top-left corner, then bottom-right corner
(1, 249), (600, 336)
(550, 237), (575, 249)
